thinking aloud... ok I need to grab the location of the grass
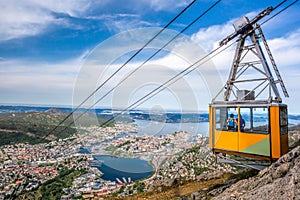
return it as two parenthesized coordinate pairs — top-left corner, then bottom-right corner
(103, 173), (233, 200)
(102, 168), (260, 200)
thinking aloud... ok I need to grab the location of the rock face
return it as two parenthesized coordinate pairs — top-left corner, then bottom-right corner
(212, 146), (300, 200)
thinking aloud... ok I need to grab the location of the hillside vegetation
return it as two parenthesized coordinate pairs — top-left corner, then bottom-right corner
(0, 112), (76, 145)
(0, 109), (114, 146)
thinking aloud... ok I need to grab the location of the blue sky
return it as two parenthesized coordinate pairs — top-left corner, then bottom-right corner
(0, 0), (300, 113)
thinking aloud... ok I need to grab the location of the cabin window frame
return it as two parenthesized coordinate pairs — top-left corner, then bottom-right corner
(240, 106), (269, 134)
(214, 106), (269, 134)
(215, 107), (238, 131)
(280, 106), (288, 135)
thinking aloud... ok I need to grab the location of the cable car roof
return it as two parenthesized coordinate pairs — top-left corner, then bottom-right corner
(210, 100), (287, 107)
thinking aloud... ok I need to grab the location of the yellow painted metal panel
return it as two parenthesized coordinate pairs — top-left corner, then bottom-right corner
(270, 106), (281, 158)
(209, 106), (213, 149)
(241, 138), (270, 156)
(239, 133), (269, 151)
(214, 130), (238, 151)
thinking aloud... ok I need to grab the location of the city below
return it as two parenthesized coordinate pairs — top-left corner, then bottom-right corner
(0, 105), (299, 199)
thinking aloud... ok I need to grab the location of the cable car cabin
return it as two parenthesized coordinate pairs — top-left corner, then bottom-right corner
(208, 10), (290, 162)
(209, 102), (288, 161)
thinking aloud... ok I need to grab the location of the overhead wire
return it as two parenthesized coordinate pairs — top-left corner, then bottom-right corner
(45, 0), (296, 145)
(273, 0), (288, 10)
(61, 0), (222, 134)
(62, 39), (235, 151)
(41, 0), (198, 141)
(56, 0), (296, 154)
(44, 0), (222, 141)
(100, 41), (236, 127)
(261, 0), (298, 26)
(87, 0), (297, 128)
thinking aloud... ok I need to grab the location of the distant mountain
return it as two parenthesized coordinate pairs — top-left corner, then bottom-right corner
(0, 106), (117, 146)
(129, 112), (209, 123)
(288, 114), (300, 121)
(0, 105), (299, 125)
(0, 105), (50, 113)
(0, 112), (76, 146)
(44, 108), (71, 115)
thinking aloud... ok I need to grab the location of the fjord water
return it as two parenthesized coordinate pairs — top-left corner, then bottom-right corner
(93, 155), (153, 182)
(134, 119), (209, 137)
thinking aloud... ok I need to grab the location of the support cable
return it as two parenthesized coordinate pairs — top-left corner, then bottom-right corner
(100, 41), (236, 127)
(45, 0), (297, 144)
(41, 0), (198, 141)
(87, 0), (296, 128)
(261, 0), (298, 26)
(63, 0), (221, 134)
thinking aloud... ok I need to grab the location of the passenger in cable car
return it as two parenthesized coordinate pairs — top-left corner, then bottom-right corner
(227, 113), (237, 131)
(236, 115), (245, 132)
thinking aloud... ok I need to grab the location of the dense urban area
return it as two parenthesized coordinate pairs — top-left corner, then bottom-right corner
(0, 114), (236, 199)
(0, 108), (299, 199)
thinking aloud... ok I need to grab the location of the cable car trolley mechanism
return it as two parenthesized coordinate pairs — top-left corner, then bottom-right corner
(209, 6), (289, 162)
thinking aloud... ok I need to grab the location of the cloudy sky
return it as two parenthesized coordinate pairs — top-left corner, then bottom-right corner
(0, 0), (299, 113)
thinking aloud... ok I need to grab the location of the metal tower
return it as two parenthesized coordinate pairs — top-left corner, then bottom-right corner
(214, 7), (289, 103)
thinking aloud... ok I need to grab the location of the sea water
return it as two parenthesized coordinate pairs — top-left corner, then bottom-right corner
(93, 155), (153, 182)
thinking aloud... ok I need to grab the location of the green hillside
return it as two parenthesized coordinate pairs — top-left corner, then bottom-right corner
(0, 112), (76, 145)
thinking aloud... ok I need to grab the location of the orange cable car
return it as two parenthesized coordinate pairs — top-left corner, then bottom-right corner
(209, 7), (289, 161)
(209, 102), (288, 161)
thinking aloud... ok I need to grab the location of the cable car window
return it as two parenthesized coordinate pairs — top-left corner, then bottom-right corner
(240, 108), (251, 132)
(227, 108), (238, 131)
(215, 108), (221, 129)
(215, 107), (238, 131)
(215, 107), (227, 131)
(252, 107), (269, 134)
(280, 106), (288, 135)
(240, 107), (269, 134)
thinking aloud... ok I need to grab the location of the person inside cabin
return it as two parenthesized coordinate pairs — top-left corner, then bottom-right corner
(227, 113), (237, 131)
(236, 114), (246, 132)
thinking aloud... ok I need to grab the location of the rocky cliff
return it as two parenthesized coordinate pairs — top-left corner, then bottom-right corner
(211, 145), (300, 199)
(179, 129), (298, 200)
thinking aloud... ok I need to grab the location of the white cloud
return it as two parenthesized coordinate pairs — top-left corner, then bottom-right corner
(268, 29), (300, 67)
(147, 0), (190, 11)
(104, 18), (157, 33)
(0, 0), (192, 41)
(29, 0), (92, 18)
(0, 60), (78, 88)
(190, 15), (300, 71)
(86, 13), (140, 21)
(191, 22), (234, 51)
(189, 15), (300, 111)
(71, 29), (223, 111)
(0, 53), (84, 105)
(0, 0), (94, 41)
(0, 0), (194, 41)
